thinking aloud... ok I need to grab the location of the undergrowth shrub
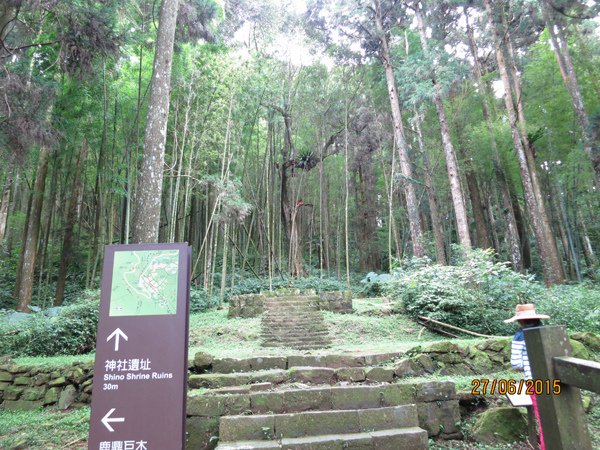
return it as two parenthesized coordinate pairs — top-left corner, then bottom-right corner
(189, 287), (219, 313)
(359, 272), (391, 297)
(220, 274), (359, 300)
(385, 247), (543, 335)
(538, 283), (600, 334)
(0, 291), (99, 357)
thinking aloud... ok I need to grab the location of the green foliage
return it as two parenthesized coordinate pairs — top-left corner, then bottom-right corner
(0, 291), (99, 357)
(0, 406), (90, 449)
(538, 283), (600, 334)
(385, 247), (543, 335)
(189, 287), (220, 313)
(359, 272), (391, 297)
(223, 274), (357, 300)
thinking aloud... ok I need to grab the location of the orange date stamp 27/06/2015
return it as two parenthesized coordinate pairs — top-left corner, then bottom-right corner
(471, 378), (561, 396)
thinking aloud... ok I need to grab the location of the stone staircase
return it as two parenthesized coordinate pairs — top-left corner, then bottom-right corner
(216, 405), (427, 449)
(186, 352), (461, 449)
(261, 293), (332, 349)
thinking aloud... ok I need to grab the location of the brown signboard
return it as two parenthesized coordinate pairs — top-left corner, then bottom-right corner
(88, 243), (191, 450)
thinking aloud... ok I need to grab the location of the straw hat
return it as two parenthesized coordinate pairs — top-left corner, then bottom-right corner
(504, 304), (550, 323)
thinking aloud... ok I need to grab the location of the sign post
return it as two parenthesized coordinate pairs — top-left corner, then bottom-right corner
(88, 243), (191, 450)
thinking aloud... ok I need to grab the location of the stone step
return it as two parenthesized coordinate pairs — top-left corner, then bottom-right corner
(264, 299), (321, 304)
(189, 370), (289, 389)
(264, 302), (322, 313)
(263, 314), (324, 320)
(260, 332), (330, 339)
(263, 305), (321, 311)
(219, 405), (419, 441)
(263, 316), (327, 321)
(263, 314), (325, 319)
(261, 320), (328, 326)
(195, 353), (403, 374)
(187, 381), (456, 416)
(262, 335), (331, 342)
(263, 306), (322, 312)
(261, 342), (332, 350)
(261, 344), (332, 351)
(216, 427), (428, 450)
(260, 325), (329, 332)
(190, 365), (403, 388)
(187, 380), (459, 449)
(261, 342), (331, 350)
(262, 320), (325, 326)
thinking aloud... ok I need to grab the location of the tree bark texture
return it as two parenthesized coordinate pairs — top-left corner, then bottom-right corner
(131, 0), (179, 243)
(541, 0), (599, 180)
(484, 0), (565, 285)
(465, 14), (523, 269)
(414, 110), (447, 264)
(0, 168), (12, 243)
(415, 4), (471, 250)
(16, 145), (50, 312)
(55, 140), (89, 306)
(375, 0), (423, 257)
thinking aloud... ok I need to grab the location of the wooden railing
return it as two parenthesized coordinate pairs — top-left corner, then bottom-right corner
(524, 325), (600, 450)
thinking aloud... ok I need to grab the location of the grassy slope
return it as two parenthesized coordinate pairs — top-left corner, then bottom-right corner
(188, 298), (487, 358)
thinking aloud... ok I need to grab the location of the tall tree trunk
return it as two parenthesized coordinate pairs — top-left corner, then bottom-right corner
(0, 167), (13, 243)
(413, 110), (447, 264)
(415, 4), (471, 249)
(465, 8), (522, 271)
(318, 130), (330, 272)
(55, 141), (89, 306)
(484, 0), (565, 285)
(463, 167), (491, 249)
(375, 0), (423, 256)
(87, 64), (109, 287)
(0, 4), (17, 43)
(5, 172), (21, 256)
(541, 0), (599, 179)
(511, 190), (532, 270)
(131, 0), (179, 243)
(220, 223), (229, 307)
(37, 152), (59, 306)
(577, 211), (597, 277)
(505, 28), (566, 283)
(16, 145), (50, 312)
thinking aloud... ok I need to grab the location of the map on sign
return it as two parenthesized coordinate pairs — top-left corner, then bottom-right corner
(110, 250), (179, 317)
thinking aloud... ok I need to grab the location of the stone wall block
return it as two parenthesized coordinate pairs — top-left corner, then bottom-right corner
(58, 385), (78, 410)
(21, 386), (46, 401)
(13, 376), (32, 386)
(48, 376), (68, 387)
(0, 371), (14, 382)
(417, 400), (460, 437)
(44, 386), (61, 405)
(4, 385), (24, 400)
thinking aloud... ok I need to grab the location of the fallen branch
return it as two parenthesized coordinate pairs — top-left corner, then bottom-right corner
(417, 316), (499, 338)
(417, 319), (459, 338)
(0, 330), (19, 337)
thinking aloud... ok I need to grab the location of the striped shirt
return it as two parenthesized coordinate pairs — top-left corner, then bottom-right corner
(510, 329), (532, 380)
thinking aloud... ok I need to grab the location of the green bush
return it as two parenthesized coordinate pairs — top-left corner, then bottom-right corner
(385, 247), (543, 335)
(0, 291), (99, 357)
(189, 287), (220, 313)
(359, 272), (391, 297)
(221, 274), (357, 300)
(538, 283), (600, 334)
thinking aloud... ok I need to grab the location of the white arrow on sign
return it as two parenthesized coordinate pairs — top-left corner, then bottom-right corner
(102, 408), (125, 432)
(106, 328), (128, 351)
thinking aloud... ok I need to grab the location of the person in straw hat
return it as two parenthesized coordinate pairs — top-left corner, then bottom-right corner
(505, 303), (550, 380)
(505, 303), (550, 450)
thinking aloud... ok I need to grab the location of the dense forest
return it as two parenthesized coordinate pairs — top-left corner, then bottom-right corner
(1, 0), (599, 314)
